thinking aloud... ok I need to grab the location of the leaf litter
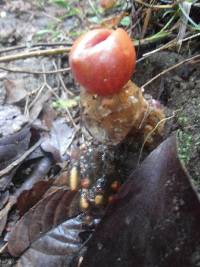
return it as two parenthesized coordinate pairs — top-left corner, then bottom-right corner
(0, 1), (200, 267)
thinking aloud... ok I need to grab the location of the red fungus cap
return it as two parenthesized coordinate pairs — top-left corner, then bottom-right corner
(69, 28), (136, 96)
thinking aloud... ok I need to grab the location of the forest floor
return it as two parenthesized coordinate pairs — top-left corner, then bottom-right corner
(0, 0), (200, 266)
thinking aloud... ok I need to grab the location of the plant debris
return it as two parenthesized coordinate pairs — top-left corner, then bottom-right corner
(0, 1), (200, 267)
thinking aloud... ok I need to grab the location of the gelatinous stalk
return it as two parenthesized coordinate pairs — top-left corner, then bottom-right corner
(81, 81), (165, 145)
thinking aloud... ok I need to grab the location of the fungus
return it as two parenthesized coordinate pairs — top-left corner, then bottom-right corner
(69, 28), (165, 145)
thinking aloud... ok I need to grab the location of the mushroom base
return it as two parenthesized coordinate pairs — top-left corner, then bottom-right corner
(81, 81), (165, 145)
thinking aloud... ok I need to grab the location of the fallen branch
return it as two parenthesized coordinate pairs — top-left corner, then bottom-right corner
(0, 65), (70, 75)
(0, 42), (72, 54)
(0, 47), (71, 63)
(133, 0), (181, 9)
(141, 54), (200, 90)
(141, 32), (200, 59)
(0, 139), (43, 177)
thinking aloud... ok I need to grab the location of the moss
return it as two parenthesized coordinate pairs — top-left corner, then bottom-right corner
(177, 130), (193, 164)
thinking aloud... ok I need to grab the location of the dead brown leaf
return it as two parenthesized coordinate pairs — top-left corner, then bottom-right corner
(0, 126), (31, 172)
(81, 135), (200, 267)
(14, 157), (53, 215)
(41, 119), (74, 162)
(16, 179), (53, 216)
(8, 186), (80, 257)
(41, 104), (57, 129)
(4, 79), (27, 104)
(29, 91), (51, 121)
(17, 215), (84, 267)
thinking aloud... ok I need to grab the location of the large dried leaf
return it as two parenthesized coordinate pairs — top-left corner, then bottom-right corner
(8, 187), (80, 257)
(29, 91), (52, 121)
(0, 158), (53, 236)
(17, 215), (84, 267)
(16, 180), (53, 216)
(16, 157), (53, 216)
(0, 126), (31, 171)
(41, 119), (74, 162)
(40, 104), (56, 129)
(0, 104), (28, 137)
(81, 135), (200, 267)
(4, 79), (27, 104)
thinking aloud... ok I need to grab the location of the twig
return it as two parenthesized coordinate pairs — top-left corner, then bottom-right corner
(138, 112), (177, 165)
(141, 8), (152, 38)
(58, 71), (74, 96)
(46, 82), (60, 99)
(28, 85), (43, 97)
(52, 62), (78, 128)
(64, 128), (80, 155)
(138, 101), (151, 129)
(0, 139), (42, 177)
(137, 28), (200, 62)
(24, 94), (30, 117)
(0, 243), (8, 255)
(141, 54), (200, 90)
(133, 0), (180, 9)
(0, 65), (70, 74)
(0, 47), (71, 63)
(178, 32), (200, 44)
(52, 60), (61, 94)
(0, 42), (72, 54)
(28, 83), (46, 110)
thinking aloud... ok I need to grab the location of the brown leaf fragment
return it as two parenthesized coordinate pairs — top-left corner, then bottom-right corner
(40, 104), (57, 129)
(16, 179), (53, 216)
(8, 187), (80, 257)
(0, 105), (28, 138)
(41, 119), (74, 162)
(53, 171), (69, 187)
(29, 91), (51, 121)
(81, 135), (200, 267)
(15, 157), (53, 216)
(4, 79), (27, 104)
(17, 215), (84, 267)
(0, 126), (31, 172)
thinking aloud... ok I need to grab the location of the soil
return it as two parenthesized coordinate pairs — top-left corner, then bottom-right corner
(134, 50), (200, 190)
(0, 0), (200, 266)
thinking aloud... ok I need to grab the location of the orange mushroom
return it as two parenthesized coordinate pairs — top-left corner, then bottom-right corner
(69, 28), (165, 145)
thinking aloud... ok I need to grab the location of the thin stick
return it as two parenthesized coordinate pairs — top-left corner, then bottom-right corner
(58, 72), (74, 96)
(139, 32), (200, 61)
(138, 113), (176, 165)
(52, 59), (73, 96)
(28, 84), (46, 110)
(133, 0), (180, 9)
(0, 139), (42, 177)
(0, 42), (72, 54)
(141, 54), (200, 90)
(0, 47), (71, 63)
(141, 8), (152, 38)
(0, 65), (70, 74)
(24, 94), (30, 117)
(0, 243), (8, 254)
(52, 61), (78, 128)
